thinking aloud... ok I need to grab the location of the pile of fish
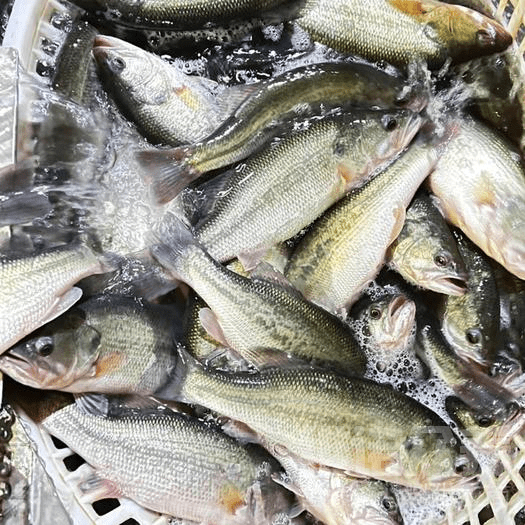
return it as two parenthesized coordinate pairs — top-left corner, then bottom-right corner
(1, 0), (525, 523)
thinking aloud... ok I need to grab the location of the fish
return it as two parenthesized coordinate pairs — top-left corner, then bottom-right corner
(387, 192), (468, 296)
(285, 137), (438, 315)
(416, 322), (520, 424)
(167, 348), (480, 491)
(0, 242), (114, 355)
(137, 63), (424, 203)
(93, 35), (229, 146)
(446, 396), (525, 450)
(190, 109), (421, 265)
(440, 230), (500, 369)
(42, 395), (296, 524)
(151, 216), (367, 376)
(269, 446), (403, 525)
(349, 292), (419, 372)
(52, 20), (98, 104)
(295, 0), (512, 68)
(0, 295), (180, 395)
(428, 116), (525, 280)
(69, 0), (299, 30)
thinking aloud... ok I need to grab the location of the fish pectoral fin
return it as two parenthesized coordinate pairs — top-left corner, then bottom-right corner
(250, 262), (302, 297)
(390, 204), (408, 246)
(215, 82), (260, 117)
(222, 418), (260, 444)
(199, 307), (229, 347)
(238, 248), (270, 272)
(78, 472), (122, 502)
(40, 287), (83, 326)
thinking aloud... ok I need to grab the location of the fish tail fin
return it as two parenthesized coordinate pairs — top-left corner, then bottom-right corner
(158, 344), (202, 402)
(150, 213), (201, 282)
(136, 147), (199, 205)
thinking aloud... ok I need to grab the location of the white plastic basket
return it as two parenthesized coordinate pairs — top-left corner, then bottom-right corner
(2, 0), (525, 524)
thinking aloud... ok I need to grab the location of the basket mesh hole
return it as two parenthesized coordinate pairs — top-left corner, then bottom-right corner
(120, 519), (140, 525)
(92, 498), (120, 516)
(478, 504), (495, 523)
(515, 505), (525, 524)
(50, 436), (68, 449)
(62, 453), (85, 472)
(503, 480), (518, 502)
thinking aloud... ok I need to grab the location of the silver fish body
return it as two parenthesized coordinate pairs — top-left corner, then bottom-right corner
(173, 354), (480, 491)
(152, 223), (367, 376)
(285, 138), (437, 314)
(269, 445), (403, 525)
(387, 193), (468, 296)
(296, 0), (512, 67)
(429, 116), (525, 280)
(0, 244), (110, 355)
(193, 110), (421, 264)
(0, 295), (179, 395)
(43, 400), (294, 524)
(93, 35), (226, 146)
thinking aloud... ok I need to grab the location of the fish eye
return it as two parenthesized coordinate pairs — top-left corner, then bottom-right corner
(434, 251), (450, 267)
(381, 115), (398, 131)
(381, 496), (397, 513)
(454, 456), (470, 474)
(475, 415), (493, 427)
(369, 306), (382, 320)
(466, 328), (482, 345)
(109, 56), (126, 74)
(35, 338), (54, 357)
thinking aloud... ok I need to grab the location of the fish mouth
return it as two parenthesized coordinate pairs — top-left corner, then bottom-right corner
(429, 275), (468, 296)
(0, 352), (38, 385)
(383, 296), (416, 348)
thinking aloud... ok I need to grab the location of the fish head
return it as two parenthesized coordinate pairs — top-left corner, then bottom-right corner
(337, 110), (422, 185)
(360, 294), (416, 357)
(390, 234), (468, 296)
(0, 309), (101, 390)
(93, 35), (172, 107)
(399, 423), (480, 490)
(421, 3), (512, 63)
(441, 308), (493, 368)
(446, 396), (525, 450)
(330, 478), (403, 525)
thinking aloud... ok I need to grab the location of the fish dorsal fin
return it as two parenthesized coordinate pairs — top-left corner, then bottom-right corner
(250, 261), (302, 297)
(215, 82), (261, 118)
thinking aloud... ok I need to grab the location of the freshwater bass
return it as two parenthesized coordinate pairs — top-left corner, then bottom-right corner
(285, 137), (437, 314)
(42, 396), (295, 524)
(429, 116), (525, 280)
(152, 217), (367, 376)
(94, 35), (227, 146)
(296, 0), (512, 67)
(137, 62), (424, 202)
(191, 109), (421, 265)
(269, 445), (403, 525)
(169, 349), (480, 490)
(387, 192), (467, 296)
(70, 0), (298, 29)
(0, 295), (179, 395)
(440, 230), (500, 368)
(0, 243), (113, 355)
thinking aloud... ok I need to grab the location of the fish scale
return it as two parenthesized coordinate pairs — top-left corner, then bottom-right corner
(43, 404), (291, 524)
(194, 110), (420, 263)
(177, 359), (480, 490)
(0, 244), (106, 355)
(285, 139), (439, 313)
